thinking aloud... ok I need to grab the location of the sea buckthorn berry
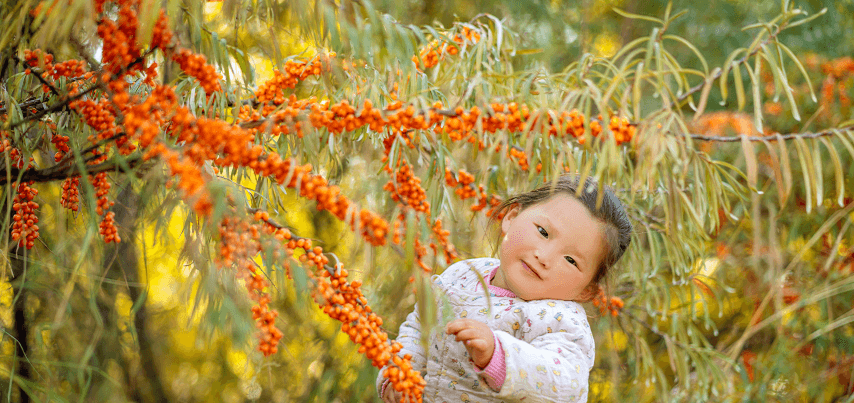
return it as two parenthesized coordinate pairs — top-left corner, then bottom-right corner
(11, 182), (39, 249)
(172, 48), (222, 95)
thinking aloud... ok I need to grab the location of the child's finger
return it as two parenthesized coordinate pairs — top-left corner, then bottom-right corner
(451, 327), (481, 342)
(445, 318), (475, 333)
(446, 318), (486, 334)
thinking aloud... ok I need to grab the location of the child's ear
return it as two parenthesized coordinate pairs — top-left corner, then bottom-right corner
(500, 204), (521, 234)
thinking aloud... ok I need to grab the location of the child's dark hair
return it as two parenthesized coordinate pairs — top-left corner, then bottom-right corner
(490, 175), (632, 286)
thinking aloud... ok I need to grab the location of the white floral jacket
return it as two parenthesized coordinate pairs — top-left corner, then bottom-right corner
(377, 258), (595, 402)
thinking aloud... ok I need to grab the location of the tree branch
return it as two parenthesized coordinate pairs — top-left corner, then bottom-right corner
(0, 156), (145, 185)
(686, 124), (854, 143)
(5, 49), (156, 130)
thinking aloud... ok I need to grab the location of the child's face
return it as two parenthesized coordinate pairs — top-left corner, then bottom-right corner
(494, 194), (606, 301)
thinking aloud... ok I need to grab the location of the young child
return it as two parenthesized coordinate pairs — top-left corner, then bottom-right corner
(378, 175), (632, 403)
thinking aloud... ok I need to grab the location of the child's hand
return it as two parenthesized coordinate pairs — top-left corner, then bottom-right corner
(446, 319), (495, 368)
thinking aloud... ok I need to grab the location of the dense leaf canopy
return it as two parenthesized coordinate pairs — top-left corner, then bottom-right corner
(1, 0), (853, 401)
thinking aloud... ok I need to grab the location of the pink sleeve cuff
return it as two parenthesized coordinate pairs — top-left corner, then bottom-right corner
(474, 332), (506, 390)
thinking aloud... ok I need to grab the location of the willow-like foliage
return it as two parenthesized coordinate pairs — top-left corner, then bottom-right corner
(1, 0), (852, 401)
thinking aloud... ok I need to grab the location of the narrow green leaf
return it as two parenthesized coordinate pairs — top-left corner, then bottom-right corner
(760, 139), (786, 206)
(663, 35), (709, 76)
(819, 137), (844, 207)
(732, 62), (746, 111)
(812, 139), (824, 205)
(832, 130), (854, 163)
(777, 42), (817, 103)
(404, 210), (417, 278)
(741, 135), (758, 189)
(633, 61), (644, 119)
(612, 7), (664, 24)
(785, 7), (827, 29)
(762, 48), (800, 121)
(136, 0), (159, 48)
(417, 262), (437, 349)
(792, 136), (814, 213)
(677, 191), (707, 238)
(719, 48), (746, 106)
(612, 37), (649, 64)
(747, 54), (762, 133)
(643, 28), (658, 79)
(693, 69), (718, 120)
(775, 133), (793, 206)
(654, 42), (670, 106)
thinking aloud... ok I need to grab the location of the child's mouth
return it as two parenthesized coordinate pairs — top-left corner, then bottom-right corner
(522, 261), (541, 279)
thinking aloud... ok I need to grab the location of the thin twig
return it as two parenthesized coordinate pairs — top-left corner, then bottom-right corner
(687, 124), (853, 143)
(7, 83), (103, 130)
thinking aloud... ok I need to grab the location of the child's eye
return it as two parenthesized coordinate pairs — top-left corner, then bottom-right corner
(536, 225), (548, 238)
(565, 256), (577, 266)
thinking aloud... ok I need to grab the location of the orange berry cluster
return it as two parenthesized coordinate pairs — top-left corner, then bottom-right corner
(147, 94), (389, 244)
(384, 160), (429, 214)
(149, 11), (173, 50)
(171, 48), (222, 95)
(22, 1), (396, 368)
(435, 103), (636, 147)
(219, 214), (283, 356)
(382, 353), (425, 402)
(23, 49), (94, 96)
(413, 27), (481, 70)
(251, 293), (282, 356)
(11, 182), (39, 249)
(0, 137), (26, 169)
(316, 265), (424, 402)
(821, 56), (854, 79)
(96, 1), (143, 75)
(249, 210), (424, 399)
(69, 97), (119, 141)
(254, 57), (328, 104)
(592, 288), (624, 317)
(240, 86), (636, 196)
(430, 218), (457, 264)
(605, 115), (636, 145)
(821, 75), (852, 111)
(50, 132), (81, 212)
(2, 134), (40, 250)
(237, 94), (312, 138)
(307, 98), (402, 135)
(389, 213), (431, 271)
(61, 178), (80, 212)
(381, 127), (460, 268)
(507, 146), (529, 171)
(22, 49), (54, 69)
(444, 168), (503, 217)
(50, 132), (70, 162)
(91, 171), (120, 243)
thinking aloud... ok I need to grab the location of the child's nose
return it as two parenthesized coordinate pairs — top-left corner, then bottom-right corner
(534, 249), (551, 268)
